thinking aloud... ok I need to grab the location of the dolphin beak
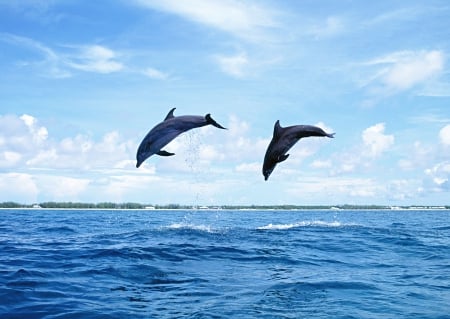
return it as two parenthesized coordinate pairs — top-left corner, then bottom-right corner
(136, 162), (141, 168)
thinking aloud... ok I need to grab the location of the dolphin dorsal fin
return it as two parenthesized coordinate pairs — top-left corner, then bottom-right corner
(273, 120), (283, 138)
(164, 108), (176, 121)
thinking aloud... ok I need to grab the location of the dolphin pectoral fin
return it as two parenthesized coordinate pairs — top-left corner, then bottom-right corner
(278, 154), (289, 163)
(205, 114), (227, 129)
(157, 150), (175, 156)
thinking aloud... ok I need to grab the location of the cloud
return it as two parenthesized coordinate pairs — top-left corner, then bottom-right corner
(67, 45), (123, 74)
(439, 124), (450, 146)
(0, 113), (49, 157)
(332, 123), (394, 175)
(286, 176), (381, 200)
(363, 50), (445, 93)
(310, 159), (332, 169)
(0, 173), (39, 202)
(0, 114), (135, 171)
(366, 6), (429, 26)
(20, 114), (49, 144)
(215, 52), (248, 77)
(383, 51), (443, 90)
(308, 16), (345, 38)
(1, 33), (124, 76)
(0, 32), (71, 78)
(39, 175), (91, 200)
(409, 113), (450, 124)
(235, 162), (260, 173)
(362, 123), (394, 157)
(418, 81), (450, 97)
(425, 162), (450, 192)
(134, 0), (278, 41)
(143, 67), (169, 80)
(0, 151), (22, 168)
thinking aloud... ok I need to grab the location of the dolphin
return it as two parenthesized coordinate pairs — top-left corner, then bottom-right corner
(262, 120), (334, 180)
(136, 108), (226, 168)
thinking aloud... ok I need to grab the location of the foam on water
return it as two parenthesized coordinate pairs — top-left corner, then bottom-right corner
(257, 220), (351, 230)
(165, 222), (216, 233)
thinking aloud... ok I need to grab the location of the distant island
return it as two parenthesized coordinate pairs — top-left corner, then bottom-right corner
(0, 201), (448, 210)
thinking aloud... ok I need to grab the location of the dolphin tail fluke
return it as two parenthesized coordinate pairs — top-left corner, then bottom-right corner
(205, 114), (227, 129)
(326, 133), (335, 138)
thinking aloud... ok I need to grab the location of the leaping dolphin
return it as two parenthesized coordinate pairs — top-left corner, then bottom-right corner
(262, 120), (334, 180)
(136, 108), (226, 168)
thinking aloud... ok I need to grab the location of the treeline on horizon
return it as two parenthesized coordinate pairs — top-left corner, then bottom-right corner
(0, 201), (449, 210)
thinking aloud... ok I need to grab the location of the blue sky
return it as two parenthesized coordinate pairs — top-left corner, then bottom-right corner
(1, 0), (449, 206)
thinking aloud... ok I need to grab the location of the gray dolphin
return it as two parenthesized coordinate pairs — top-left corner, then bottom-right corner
(136, 108), (226, 168)
(262, 120), (334, 180)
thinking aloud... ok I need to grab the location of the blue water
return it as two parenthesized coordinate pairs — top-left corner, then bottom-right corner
(0, 209), (449, 318)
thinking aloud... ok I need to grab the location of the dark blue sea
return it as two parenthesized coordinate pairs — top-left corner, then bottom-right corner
(0, 209), (449, 318)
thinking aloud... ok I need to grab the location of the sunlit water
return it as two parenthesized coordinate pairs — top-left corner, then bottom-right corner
(0, 209), (449, 318)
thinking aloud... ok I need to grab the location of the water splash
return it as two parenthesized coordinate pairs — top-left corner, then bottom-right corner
(257, 220), (350, 230)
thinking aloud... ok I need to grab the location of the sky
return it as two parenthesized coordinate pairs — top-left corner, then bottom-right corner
(0, 0), (449, 206)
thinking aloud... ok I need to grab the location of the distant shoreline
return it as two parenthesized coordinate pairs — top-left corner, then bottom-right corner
(0, 202), (448, 211)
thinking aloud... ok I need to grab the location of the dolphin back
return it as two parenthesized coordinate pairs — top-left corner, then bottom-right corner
(293, 125), (334, 139)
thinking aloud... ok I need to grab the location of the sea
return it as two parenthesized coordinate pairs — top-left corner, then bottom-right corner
(0, 208), (449, 319)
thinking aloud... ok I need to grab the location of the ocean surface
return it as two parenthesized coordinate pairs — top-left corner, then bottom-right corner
(0, 209), (449, 318)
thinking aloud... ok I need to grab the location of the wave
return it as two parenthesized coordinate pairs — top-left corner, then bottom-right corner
(38, 226), (77, 234)
(162, 220), (357, 233)
(164, 222), (219, 233)
(257, 220), (356, 230)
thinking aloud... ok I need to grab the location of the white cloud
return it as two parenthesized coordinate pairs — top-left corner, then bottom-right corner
(0, 173), (39, 202)
(235, 162), (260, 173)
(310, 159), (332, 169)
(0, 151), (22, 168)
(26, 148), (58, 167)
(0, 32), (71, 78)
(397, 141), (433, 172)
(20, 114), (48, 144)
(286, 177), (380, 200)
(68, 45), (123, 74)
(215, 52), (248, 77)
(366, 6), (433, 26)
(39, 175), (91, 200)
(418, 81), (450, 97)
(143, 67), (169, 80)
(0, 114), (49, 161)
(362, 123), (394, 157)
(309, 16), (345, 38)
(1, 33), (124, 76)
(409, 113), (450, 124)
(134, 0), (278, 41)
(363, 50), (445, 93)
(439, 124), (450, 146)
(384, 51), (443, 90)
(331, 123), (394, 175)
(60, 134), (93, 153)
(223, 117), (268, 162)
(0, 114), (135, 171)
(425, 162), (450, 191)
